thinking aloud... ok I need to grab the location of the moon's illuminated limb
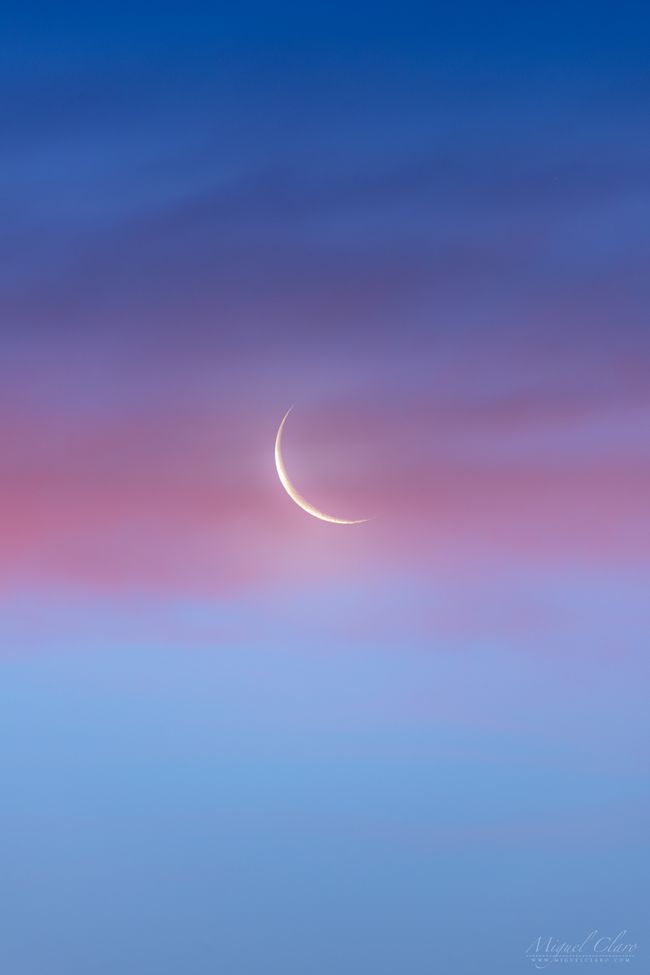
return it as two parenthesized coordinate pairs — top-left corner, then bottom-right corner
(274, 408), (370, 524)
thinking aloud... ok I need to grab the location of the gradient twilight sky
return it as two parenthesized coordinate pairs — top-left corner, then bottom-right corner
(1, 4), (649, 973)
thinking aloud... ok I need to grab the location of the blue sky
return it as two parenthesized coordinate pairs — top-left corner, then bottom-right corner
(1, 3), (649, 972)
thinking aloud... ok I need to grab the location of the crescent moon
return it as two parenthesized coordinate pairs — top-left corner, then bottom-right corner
(274, 408), (370, 524)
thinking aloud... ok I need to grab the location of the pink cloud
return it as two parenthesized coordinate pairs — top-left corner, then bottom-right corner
(0, 369), (648, 600)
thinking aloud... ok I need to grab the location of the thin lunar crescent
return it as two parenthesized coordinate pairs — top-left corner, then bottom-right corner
(274, 408), (369, 524)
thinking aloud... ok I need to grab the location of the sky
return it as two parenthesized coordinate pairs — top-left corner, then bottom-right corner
(1, 3), (649, 973)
